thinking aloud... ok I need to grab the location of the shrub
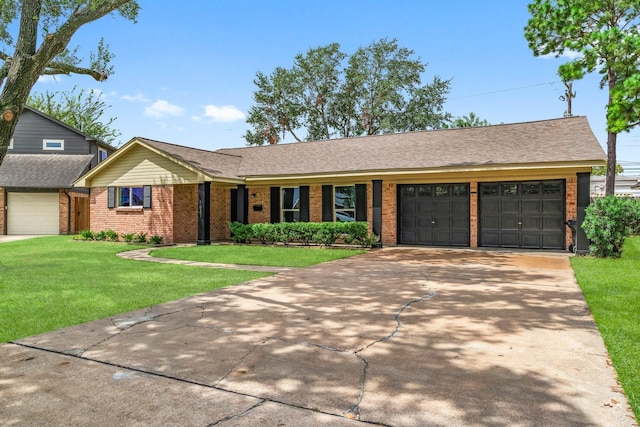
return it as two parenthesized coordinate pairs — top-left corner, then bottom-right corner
(94, 230), (108, 241)
(229, 221), (252, 243)
(582, 195), (639, 258)
(313, 222), (342, 246)
(251, 223), (271, 244)
(121, 233), (135, 243)
(78, 229), (94, 241)
(149, 235), (164, 245)
(105, 230), (119, 242)
(133, 232), (148, 244)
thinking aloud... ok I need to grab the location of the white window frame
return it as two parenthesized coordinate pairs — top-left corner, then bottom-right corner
(43, 139), (64, 151)
(8, 138), (13, 149)
(281, 187), (300, 222)
(334, 185), (356, 222)
(98, 148), (108, 162)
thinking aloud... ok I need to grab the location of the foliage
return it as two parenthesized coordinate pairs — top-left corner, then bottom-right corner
(133, 232), (148, 244)
(28, 86), (121, 144)
(121, 232), (135, 243)
(0, 236), (267, 343)
(149, 235), (164, 245)
(591, 164), (625, 176)
(104, 229), (119, 242)
(228, 221), (378, 248)
(151, 244), (365, 268)
(570, 237), (640, 420)
(0, 1), (139, 166)
(78, 229), (94, 240)
(244, 38), (451, 145)
(524, 2), (640, 195)
(582, 195), (640, 257)
(443, 112), (491, 128)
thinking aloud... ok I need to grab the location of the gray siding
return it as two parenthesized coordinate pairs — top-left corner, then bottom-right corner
(10, 109), (93, 155)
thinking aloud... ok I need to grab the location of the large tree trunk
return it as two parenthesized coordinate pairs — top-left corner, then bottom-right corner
(605, 131), (617, 195)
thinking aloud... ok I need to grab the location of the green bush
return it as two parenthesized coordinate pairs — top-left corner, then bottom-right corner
(313, 222), (342, 246)
(251, 223), (271, 244)
(133, 232), (148, 244)
(582, 195), (640, 258)
(229, 221), (252, 243)
(149, 235), (164, 245)
(78, 229), (94, 241)
(94, 230), (108, 241)
(105, 230), (119, 242)
(121, 233), (135, 243)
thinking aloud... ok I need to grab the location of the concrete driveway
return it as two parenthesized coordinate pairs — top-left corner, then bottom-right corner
(1, 248), (635, 426)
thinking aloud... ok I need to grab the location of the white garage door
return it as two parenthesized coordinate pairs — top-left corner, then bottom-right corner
(7, 192), (60, 235)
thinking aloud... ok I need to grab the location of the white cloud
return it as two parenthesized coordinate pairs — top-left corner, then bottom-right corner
(122, 93), (151, 103)
(541, 50), (583, 60)
(36, 75), (61, 84)
(144, 100), (184, 119)
(201, 105), (245, 123)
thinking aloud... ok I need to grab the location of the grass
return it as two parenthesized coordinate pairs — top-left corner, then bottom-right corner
(0, 236), (269, 343)
(571, 236), (640, 421)
(151, 244), (366, 267)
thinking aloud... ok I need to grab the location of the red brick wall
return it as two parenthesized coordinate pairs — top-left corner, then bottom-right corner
(211, 186), (231, 240)
(58, 190), (68, 234)
(381, 182), (397, 246)
(469, 182), (478, 248)
(173, 184), (197, 243)
(91, 186), (176, 242)
(565, 176), (577, 249)
(248, 186), (271, 224)
(310, 185), (323, 222)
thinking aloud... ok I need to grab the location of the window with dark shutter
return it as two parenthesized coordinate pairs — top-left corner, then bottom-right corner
(270, 187), (280, 223)
(299, 186), (310, 222)
(107, 187), (115, 208)
(322, 185), (333, 222)
(143, 186), (152, 208)
(355, 184), (367, 221)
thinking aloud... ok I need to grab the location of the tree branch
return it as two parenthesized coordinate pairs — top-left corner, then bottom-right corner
(44, 61), (106, 81)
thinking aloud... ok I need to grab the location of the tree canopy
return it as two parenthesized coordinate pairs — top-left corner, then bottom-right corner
(444, 112), (491, 128)
(0, 0), (139, 165)
(524, 0), (640, 195)
(29, 86), (121, 144)
(244, 38), (452, 145)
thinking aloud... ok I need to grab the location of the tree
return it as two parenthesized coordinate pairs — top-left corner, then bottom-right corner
(0, 0), (139, 165)
(29, 86), (121, 144)
(524, 1), (640, 196)
(444, 112), (491, 128)
(244, 38), (451, 145)
(591, 164), (624, 176)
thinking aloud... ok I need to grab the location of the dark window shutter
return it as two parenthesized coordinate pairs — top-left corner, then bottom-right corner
(355, 184), (367, 221)
(322, 185), (333, 222)
(143, 186), (152, 208)
(230, 189), (238, 222)
(270, 187), (280, 223)
(107, 186), (115, 208)
(299, 186), (310, 222)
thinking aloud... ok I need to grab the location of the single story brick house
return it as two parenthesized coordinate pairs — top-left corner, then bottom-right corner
(74, 116), (605, 251)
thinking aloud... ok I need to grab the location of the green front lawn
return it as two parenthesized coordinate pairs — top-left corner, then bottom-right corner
(571, 236), (640, 421)
(0, 236), (269, 343)
(151, 244), (365, 267)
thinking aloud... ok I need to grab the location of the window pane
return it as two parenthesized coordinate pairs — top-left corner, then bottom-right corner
(402, 186), (415, 197)
(482, 184), (498, 196)
(502, 184), (518, 196)
(452, 185), (467, 196)
(335, 186), (355, 210)
(418, 186), (431, 197)
(119, 188), (130, 206)
(335, 210), (355, 222)
(131, 187), (144, 206)
(283, 210), (299, 222)
(543, 182), (561, 195)
(435, 186), (449, 197)
(282, 187), (300, 210)
(522, 183), (540, 195)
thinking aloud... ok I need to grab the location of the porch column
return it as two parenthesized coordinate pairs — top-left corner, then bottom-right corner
(197, 182), (211, 245)
(372, 179), (382, 247)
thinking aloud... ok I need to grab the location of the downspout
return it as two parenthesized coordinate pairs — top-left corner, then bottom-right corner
(64, 189), (71, 235)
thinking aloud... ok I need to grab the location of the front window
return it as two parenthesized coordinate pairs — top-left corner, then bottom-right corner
(335, 185), (356, 221)
(43, 139), (64, 150)
(281, 187), (300, 222)
(119, 187), (144, 207)
(98, 148), (108, 162)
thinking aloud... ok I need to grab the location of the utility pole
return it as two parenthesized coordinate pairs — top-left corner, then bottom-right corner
(559, 81), (576, 117)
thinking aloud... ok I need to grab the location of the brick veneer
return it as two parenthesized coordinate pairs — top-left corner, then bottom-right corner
(565, 176), (577, 249)
(172, 184), (197, 242)
(211, 186), (231, 240)
(0, 188), (5, 234)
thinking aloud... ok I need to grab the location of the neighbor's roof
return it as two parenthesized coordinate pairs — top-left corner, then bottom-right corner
(0, 154), (94, 188)
(216, 116), (605, 177)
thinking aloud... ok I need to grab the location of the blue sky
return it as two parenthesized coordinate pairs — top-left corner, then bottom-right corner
(30, 0), (640, 171)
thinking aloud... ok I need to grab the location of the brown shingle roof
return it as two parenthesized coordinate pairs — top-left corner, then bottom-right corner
(217, 116), (605, 177)
(137, 137), (244, 180)
(0, 154), (93, 188)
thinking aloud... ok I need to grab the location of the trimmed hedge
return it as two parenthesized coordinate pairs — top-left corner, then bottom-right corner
(229, 221), (380, 247)
(583, 195), (640, 258)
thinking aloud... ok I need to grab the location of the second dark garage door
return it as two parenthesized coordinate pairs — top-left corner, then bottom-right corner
(398, 184), (470, 246)
(479, 180), (565, 249)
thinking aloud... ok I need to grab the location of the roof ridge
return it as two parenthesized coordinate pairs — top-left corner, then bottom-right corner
(138, 137), (243, 159)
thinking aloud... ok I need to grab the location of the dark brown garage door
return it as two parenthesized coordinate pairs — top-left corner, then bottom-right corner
(479, 180), (565, 249)
(398, 184), (470, 246)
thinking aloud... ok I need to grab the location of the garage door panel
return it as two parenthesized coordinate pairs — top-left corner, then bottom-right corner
(8, 192), (59, 235)
(479, 180), (565, 250)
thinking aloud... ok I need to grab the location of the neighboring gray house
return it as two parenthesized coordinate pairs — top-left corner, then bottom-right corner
(0, 106), (116, 235)
(590, 175), (640, 198)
